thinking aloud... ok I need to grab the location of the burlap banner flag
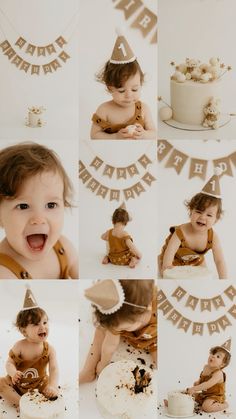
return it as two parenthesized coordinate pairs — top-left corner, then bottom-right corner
(228, 305), (236, 319)
(79, 161), (155, 201)
(213, 157), (233, 177)
(157, 140), (173, 162)
(192, 323), (204, 336)
(185, 295), (199, 311)
(158, 141), (236, 180)
(0, 40), (70, 75)
(225, 285), (236, 301)
(15, 36), (67, 56)
(114, 0), (157, 43)
(89, 154), (151, 179)
(189, 158), (208, 180)
(172, 286), (186, 301)
(165, 148), (188, 174)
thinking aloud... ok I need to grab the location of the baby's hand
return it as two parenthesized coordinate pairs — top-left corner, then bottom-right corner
(132, 124), (145, 139)
(186, 387), (194, 396)
(117, 128), (134, 139)
(43, 385), (59, 399)
(12, 370), (23, 385)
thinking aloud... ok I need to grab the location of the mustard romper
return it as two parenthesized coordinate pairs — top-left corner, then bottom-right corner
(112, 287), (157, 352)
(7, 341), (49, 395)
(160, 226), (213, 267)
(92, 101), (145, 134)
(195, 369), (226, 404)
(107, 229), (134, 266)
(0, 240), (69, 279)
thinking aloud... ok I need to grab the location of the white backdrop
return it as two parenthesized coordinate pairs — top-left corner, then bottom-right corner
(158, 280), (236, 417)
(0, 139), (79, 257)
(0, 0), (78, 141)
(0, 280), (78, 419)
(157, 140), (236, 279)
(78, 0), (157, 140)
(79, 140), (157, 279)
(158, 0), (236, 140)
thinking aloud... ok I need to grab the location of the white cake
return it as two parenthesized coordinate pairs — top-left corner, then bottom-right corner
(20, 390), (65, 419)
(163, 266), (212, 280)
(170, 79), (221, 125)
(168, 391), (194, 417)
(96, 360), (157, 419)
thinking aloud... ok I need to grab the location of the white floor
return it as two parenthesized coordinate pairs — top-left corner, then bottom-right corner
(158, 404), (236, 419)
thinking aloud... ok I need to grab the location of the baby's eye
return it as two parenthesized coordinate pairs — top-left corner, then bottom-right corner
(207, 214), (213, 217)
(46, 202), (58, 209)
(16, 203), (29, 210)
(132, 88), (138, 92)
(43, 321), (48, 325)
(118, 89), (125, 93)
(195, 210), (201, 214)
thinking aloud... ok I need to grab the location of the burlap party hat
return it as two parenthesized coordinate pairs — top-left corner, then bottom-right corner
(84, 280), (147, 315)
(201, 167), (222, 198)
(221, 338), (231, 353)
(110, 28), (136, 64)
(118, 201), (132, 221)
(22, 285), (39, 311)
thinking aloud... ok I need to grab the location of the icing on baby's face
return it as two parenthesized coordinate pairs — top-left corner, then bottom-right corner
(108, 72), (141, 108)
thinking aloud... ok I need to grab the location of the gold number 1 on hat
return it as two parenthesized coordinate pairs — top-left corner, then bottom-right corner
(210, 180), (215, 192)
(118, 42), (127, 58)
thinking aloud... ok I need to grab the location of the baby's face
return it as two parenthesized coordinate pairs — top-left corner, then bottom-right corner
(0, 171), (65, 261)
(23, 314), (49, 343)
(190, 204), (218, 231)
(108, 71), (141, 108)
(208, 350), (225, 369)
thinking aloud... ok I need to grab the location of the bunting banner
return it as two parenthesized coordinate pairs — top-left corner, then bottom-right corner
(171, 285), (236, 312)
(157, 140), (236, 180)
(158, 289), (236, 336)
(15, 36), (67, 56)
(0, 39), (70, 75)
(89, 153), (153, 179)
(79, 160), (156, 201)
(113, 0), (157, 44)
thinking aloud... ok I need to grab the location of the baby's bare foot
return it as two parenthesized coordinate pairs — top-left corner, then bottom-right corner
(79, 369), (96, 384)
(102, 256), (109, 264)
(164, 399), (168, 407)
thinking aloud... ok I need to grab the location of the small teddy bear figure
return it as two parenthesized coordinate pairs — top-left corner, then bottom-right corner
(185, 58), (201, 80)
(202, 97), (220, 129)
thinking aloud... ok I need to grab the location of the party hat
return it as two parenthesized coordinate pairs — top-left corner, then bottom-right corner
(110, 28), (136, 64)
(221, 338), (231, 353)
(22, 285), (39, 311)
(201, 167), (222, 198)
(84, 280), (147, 315)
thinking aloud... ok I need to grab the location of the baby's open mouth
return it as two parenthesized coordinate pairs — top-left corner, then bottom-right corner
(26, 234), (48, 251)
(196, 222), (205, 226)
(38, 332), (47, 338)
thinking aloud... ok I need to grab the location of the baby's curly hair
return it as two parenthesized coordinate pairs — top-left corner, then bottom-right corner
(210, 346), (231, 367)
(185, 193), (222, 219)
(15, 307), (48, 331)
(112, 208), (129, 225)
(93, 279), (154, 330)
(96, 60), (144, 89)
(0, 142), (73, 207)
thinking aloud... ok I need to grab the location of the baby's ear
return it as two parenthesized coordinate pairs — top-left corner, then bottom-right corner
(20, 327), (27, 337)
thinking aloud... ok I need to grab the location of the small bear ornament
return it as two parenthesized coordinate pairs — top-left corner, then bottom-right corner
(202, 97), (220, 129)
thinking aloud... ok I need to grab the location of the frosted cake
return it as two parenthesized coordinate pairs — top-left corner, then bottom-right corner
(20, 390), (65, 419)
(163, 265), (212, 280)
(96, 360), (156, 418)
(167, 391), (194, 417)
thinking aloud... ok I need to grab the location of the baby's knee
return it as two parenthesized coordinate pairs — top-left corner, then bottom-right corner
(201, 399), (215, 412)
(0, 376), (10, 392)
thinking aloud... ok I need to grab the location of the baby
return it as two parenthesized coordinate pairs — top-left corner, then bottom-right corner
(159, 169), (227, 279)
(91, 29), (156, 140)
(101, 205), (141, 268)
(79, 279), (157, 383)
(0, 287), (59, 407)
(186, 340), (231, 413)
(0, 142), (78, 279)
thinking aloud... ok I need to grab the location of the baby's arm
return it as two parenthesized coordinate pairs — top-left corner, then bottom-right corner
(161, 232), (181, 276)
(187, 370), (223, 395)
(79, 327), (106, 384)
(212, 232), (228, 279)
(125, 238), (142, 259)
(96, 330), (120, 376)
(101, 230), (109, 241)
(132, 103), (157, 140)
(91, 104), (125, 140)
(43, 345), (59, 398)
(6, 342), (23, 384)
(60, 235), (78, 279)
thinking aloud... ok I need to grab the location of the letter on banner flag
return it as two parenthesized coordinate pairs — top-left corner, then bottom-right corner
(43, 64), (52, 74)
(131, 7), (157, 38)
(138, 154), (152, 169)
(224, 285), (236, 301)
(12, 55), (23, 67)
(86, 178), (100, 193)
(142, 172), (156, 186)
(228, 304), (236, 319)
(192, 323), (204, 336)
(207, 321), (220, 335)
(127, 164), (139, 177)
(123, 187), (135, 200)
(165, 149), (188, 174)
(90, 156), (103, 170)
(200, 299), (212, 312)
(217, 315), (231, 331)
(115, 0), (143, 20)
(31, 65), (40, 75)
(50, 59), (61, 71)
(26, 44), (36, 55)
(212, 295), (225, 310)
(4, 47), (15, 60)
(20, 61), (30, 73)
(59, 51), (70, 62)
(213, 157), (233, 177)
(167, 309), (181, 325)
(46, 44), (56, 54)
(103, 165), (115, 178)
(117, 168), (127, 179)
(157, 140), (173, 162)
(37, 46), (46, 56)
(189, 158), (207, 180)
(133, 182), (145, 196)
(55, 36), (67, 48)
(96, 185), (109, 199)
(0, 40), (11, 51)
(110, 189), (120, 201)
(178, 317), (191, 332)
(172, 286), (186, 302)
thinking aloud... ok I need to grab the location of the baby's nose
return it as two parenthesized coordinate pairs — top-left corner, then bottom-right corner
(29, 216), (46, 225)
